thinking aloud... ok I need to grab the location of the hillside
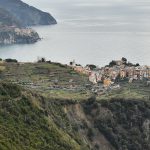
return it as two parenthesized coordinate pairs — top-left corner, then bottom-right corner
(0, 8), (20, 27)
(0, 83), (149, 150)
(0, 60), (150, 150)
(0, 82), (89, 150)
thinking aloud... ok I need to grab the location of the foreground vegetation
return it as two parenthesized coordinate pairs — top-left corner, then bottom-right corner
(0, 61), (150, 150)
(0, 82), (88, 150)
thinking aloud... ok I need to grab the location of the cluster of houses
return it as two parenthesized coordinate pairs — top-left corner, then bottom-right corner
(70, 58), (150, 89)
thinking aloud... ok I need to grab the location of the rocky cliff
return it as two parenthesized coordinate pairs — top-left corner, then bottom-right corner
(0, 27), (40, 44)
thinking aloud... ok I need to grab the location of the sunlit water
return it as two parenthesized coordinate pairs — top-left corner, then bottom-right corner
(0, 0), (150, 66)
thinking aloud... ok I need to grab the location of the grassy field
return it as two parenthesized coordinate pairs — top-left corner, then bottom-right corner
(97, 80), (150, 101)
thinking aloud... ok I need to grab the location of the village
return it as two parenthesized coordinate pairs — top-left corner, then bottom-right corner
(70, 58), (150, 93)
(0, 57), (150, 99)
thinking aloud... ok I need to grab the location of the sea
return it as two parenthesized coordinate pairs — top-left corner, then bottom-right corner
(0, 0), (150, 67)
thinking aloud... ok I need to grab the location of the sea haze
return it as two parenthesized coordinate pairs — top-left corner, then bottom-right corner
(0, 0), (150, 66)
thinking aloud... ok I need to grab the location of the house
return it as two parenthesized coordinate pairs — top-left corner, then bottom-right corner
(103, 78), (113, 88)
(115, 60), (123, 66)
(120, 70), (126, 78)
(89, 72), (97, 84)
(74, 66), (83, 73)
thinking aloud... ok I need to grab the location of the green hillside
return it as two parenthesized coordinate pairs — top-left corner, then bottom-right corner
(0, 61), (150, 150)
(0, 82), (88, 150)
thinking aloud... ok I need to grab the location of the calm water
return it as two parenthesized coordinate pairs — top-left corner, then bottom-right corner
(0, 0), (150, 66)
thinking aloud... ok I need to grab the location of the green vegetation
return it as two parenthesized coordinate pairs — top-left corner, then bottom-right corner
(82, 98), (150, 150)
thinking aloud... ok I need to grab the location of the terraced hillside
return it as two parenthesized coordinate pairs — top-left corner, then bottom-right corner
(0, 61), (91, 100)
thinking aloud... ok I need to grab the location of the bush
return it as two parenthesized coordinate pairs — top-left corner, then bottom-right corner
(0, 82), (21, 98)
(87, 128), (94, 141)
(109, 60), (117, 67)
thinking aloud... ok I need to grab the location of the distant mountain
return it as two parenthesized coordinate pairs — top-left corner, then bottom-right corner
(0, 0), (57, 45)
(0, 0), (57, 26)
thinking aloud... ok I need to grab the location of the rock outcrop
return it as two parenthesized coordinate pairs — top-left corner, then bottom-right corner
(0, 27), (40, 44)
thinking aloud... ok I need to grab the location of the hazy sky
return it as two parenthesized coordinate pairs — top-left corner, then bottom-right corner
(22, 0), (150, 31)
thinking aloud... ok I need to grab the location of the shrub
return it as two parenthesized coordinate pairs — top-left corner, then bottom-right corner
(37, 57), (46, 63)
(5, 58), (18, 63)
(86, 64), (97, 70)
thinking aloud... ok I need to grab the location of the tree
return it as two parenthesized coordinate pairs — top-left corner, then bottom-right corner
(109, 61), (117, 67)
(86, 64), (97, 70)
(135, 63), (140, 66)
(70, 61), (73, 65)
(122, 57), (127, 62)
(37, 57), (46, 63)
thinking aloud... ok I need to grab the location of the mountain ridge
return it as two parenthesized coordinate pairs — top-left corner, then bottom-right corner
(0, 0), (57, 26)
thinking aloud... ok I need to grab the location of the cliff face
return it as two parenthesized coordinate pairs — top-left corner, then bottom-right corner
(0, 0), (57, 26)
(0, 27), (40, 44)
